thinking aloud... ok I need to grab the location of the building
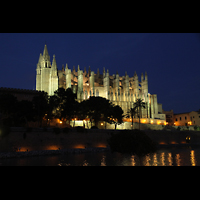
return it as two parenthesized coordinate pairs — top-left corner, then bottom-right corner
(174, 111), (200, 127)
(36, 45), (166, 124)
(162, 109), (174, 126)
(0, 87), (42, 101)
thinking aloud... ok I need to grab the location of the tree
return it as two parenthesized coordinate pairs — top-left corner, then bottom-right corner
(32, 91), (49, 127)
(80, 96), (114, 127)
(0, 93), (18, 126)
(133, 98), (146, 130)
(126, 107), (137, 130)
(107, 129), (157, 163)
(108, 105), (124, 129)
(52, 88), (77, 126)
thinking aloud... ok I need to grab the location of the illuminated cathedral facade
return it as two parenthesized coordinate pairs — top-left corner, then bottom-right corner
(36, 45), (165, 123)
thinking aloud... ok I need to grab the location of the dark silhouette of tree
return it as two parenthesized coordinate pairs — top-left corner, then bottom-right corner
(32, 91), (49, 127)
(126, 98), (146, 130)
(80, 96), (114, 127)
(0, 93), (18, 126)
(79, 97), (124, 129)
(108, 105), (124, 129)
(134, 99), (146, 130)
(126, 107), (137, 130)
(108, 130), (157, 162)
(51, 88), (77, 126)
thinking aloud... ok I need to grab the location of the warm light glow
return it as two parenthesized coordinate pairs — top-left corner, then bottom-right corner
(141, 119), (146, 123)
(190, 150), (196, 166)
(73, 144), (85, 149)
(159, 142), (167, 145)
(186, 136), (191, 140)
(46, 145), (60, 150)
(188, 121), (192, 125)
(101, 122), (104, 126)
(96, 143), (107, 148)
(60, 121), (62, 124)
(151, 120), (153, 124)
(157, 121), (161, 125)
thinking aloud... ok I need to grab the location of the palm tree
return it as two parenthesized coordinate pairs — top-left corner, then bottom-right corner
(133, 98), (146, 130)
(126, 107), (137, 130)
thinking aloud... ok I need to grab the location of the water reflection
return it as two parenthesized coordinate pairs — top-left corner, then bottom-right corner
(168, 153), (173, 166)
(1, 147), (200, 166)
(190, 150), (196, 166)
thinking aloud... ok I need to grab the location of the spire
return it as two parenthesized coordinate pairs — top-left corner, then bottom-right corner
(145, 71), (148, 80)
(141, 72), (144, 81)
(37, 53), (43, 67)
(43, 44), (50, 61)
(65, 63), (68, 70)
(52, 55), (57, 69)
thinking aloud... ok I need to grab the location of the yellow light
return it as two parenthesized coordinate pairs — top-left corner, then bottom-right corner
(157, 121), (161, 125)
(151, 120), (153, 124)
(60, 121), (62, 124)
(101, 123), (104, 126)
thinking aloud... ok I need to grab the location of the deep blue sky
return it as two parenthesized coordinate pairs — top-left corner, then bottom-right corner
(0, 33), (200, 114)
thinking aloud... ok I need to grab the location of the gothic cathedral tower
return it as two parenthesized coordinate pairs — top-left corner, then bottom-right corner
(36, 45), (58, 95)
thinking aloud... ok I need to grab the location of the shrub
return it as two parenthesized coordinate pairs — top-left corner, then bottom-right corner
(107, 129), (157, 157)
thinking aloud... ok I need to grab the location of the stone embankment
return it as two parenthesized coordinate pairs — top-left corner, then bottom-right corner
(0, 147), (110, 159)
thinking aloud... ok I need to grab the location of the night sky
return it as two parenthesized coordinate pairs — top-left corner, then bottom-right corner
(0, 33), (200, 114)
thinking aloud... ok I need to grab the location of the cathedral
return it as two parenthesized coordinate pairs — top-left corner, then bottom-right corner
(36, 45), (165, 123)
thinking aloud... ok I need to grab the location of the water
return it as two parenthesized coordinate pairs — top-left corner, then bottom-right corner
(0, 147), (199, 166)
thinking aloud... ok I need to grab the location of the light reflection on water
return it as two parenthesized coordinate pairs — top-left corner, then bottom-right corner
(0, 147), (200, 166)
(57, 148), (200, 166)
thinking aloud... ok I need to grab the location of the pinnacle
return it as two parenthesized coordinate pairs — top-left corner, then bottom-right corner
(43, 44), (50, 60)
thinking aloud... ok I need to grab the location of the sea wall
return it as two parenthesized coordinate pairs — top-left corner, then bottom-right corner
(0, 127), (200, 153)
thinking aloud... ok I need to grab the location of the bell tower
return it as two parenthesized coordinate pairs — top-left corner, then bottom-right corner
(36, 44), (58, 95)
